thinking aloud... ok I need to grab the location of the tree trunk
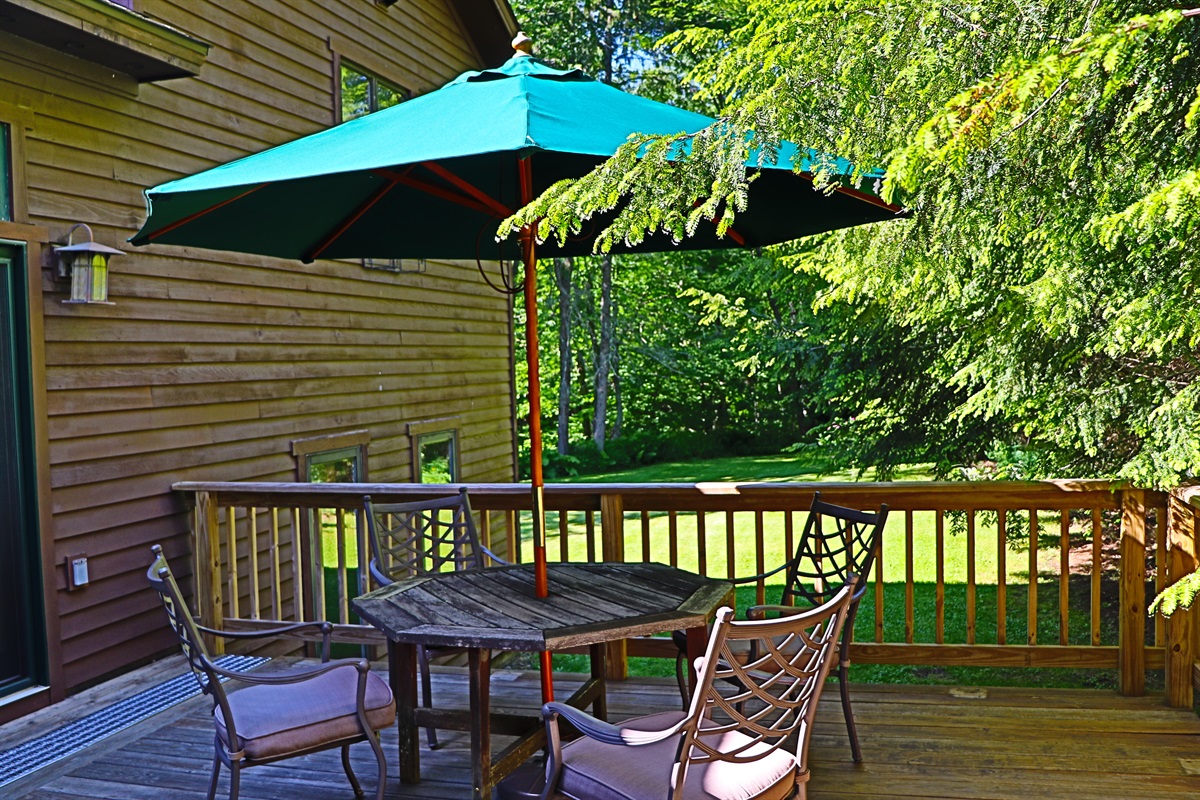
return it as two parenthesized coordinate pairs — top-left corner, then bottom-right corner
(592, 253), (614, 452)
(554, 257), (573, 456)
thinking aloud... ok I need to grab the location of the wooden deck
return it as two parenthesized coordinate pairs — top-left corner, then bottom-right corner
(4, 659), (1199, 800)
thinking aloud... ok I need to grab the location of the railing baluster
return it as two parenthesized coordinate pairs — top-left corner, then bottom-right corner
(559, 510), (570, 563)
(1090, 507), (1102, 646)
(1028, 509), (1039, 646)
(336, 507), (348, 625)
(271, 507), (281, 619)
(696, 511), (707, 576)
(935, 509), (945, 645)
(874, 532), (884, 644)
(904, 510), (914, 644)
(997, 510), (1007, 645)
(755, 511), (766, 606)
(668, 510), (678, 568)
(586, 510), (596, 563)
(228, 506), (240, 621)
(1154, 501), (1167, 647)
(248, 506), (260, 619)
(508, 510), (520, 564)
(966, 510), (976, 645)
(293, 507), (305, 622)
(641, 510), (652, 563)
(725, 510), (736, 580)
(1060, 509), (1070, 646)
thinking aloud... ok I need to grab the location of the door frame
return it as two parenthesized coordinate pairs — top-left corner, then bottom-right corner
(0, 221), (62, 720)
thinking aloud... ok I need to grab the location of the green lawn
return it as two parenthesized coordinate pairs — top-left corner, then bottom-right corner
(541, 452), (1148, 690)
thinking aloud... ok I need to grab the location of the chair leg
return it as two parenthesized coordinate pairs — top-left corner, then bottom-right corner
(206, 741), (222, 800)
(675, 652), (689, 711)
(367, 729), (389, 800)
(838, 640), (862, 762)
(228, 760), (240, 800)
(341, 743), (365, 798)
(418, 644), (440, 749)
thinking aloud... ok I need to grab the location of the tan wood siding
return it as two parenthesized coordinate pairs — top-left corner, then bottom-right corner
(1, 0), (516, 693)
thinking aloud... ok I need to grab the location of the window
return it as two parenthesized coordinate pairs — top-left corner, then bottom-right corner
(292, 430), (370, 483)
(333, 54), (424, 274)
(0, 123), (12, 222)
(305, 446), (363, 484)
(416, 431), (458, 483)
(339, 62), (404, 123)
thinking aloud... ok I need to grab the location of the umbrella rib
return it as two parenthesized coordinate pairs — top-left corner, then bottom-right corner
(419, 161), (513, 218)
(145, 184), (267, 241)
(374, 168), (509, 220)
(303, 174), (403, 262)
(795, 172), (904, 214)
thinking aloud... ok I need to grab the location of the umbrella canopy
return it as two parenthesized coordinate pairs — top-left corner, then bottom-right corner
(132, 38), (903, 705)
(131, 52), (899, 261)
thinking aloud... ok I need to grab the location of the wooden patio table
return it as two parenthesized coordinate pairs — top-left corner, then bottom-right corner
(352, 561), (734, 800)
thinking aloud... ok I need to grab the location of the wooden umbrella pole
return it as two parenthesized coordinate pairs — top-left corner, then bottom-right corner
(519, 155), (555, 703)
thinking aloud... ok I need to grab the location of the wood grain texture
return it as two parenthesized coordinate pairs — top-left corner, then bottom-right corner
(7, 662), (1200, 800)
(2, 0), (517, 698)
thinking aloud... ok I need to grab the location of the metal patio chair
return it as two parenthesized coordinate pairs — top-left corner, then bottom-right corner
(672, 491), (888, 762)
(147, 544), (394, 800)
(363, 487), (508, 749)
(524, 580), (857, 800)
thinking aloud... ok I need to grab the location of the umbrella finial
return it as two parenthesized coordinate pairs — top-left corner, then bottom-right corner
(512, 31), (533, 56)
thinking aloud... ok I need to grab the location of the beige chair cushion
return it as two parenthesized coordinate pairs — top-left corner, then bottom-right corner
(558, 711), (800, 800)
(215, 665), (396, 761)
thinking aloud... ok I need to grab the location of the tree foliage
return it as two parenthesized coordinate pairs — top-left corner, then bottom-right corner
(504, 2), (1200, 492)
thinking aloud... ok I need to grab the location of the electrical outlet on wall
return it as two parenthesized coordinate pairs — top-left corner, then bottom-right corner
(66, 554), (89, 590)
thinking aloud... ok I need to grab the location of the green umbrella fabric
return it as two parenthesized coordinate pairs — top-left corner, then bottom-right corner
(131, 53), (900, 261)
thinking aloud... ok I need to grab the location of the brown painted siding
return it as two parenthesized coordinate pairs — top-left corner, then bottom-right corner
(1, 0), (517, 693)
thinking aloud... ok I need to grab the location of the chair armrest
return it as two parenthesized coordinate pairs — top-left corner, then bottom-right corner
(542, 702), (686, 747)
(203, 655), (371, 687)
(195, 619), (334, 661)
(195, 619), (333, 640)
(745, 604), (804, 621)
(728, 560), (792, 586)
(479, 544), (510, 567)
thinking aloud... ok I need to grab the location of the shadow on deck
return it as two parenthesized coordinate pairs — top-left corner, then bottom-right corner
(3, 658), (1199, 800)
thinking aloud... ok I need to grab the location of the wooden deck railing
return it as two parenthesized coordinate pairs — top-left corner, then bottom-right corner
(172, 479), (1199, 708)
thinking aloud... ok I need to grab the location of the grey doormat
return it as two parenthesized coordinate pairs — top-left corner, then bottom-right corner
(0, 655), (268, 788)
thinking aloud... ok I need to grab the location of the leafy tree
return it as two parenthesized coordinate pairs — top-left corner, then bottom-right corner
(504, 2), (1200, 490)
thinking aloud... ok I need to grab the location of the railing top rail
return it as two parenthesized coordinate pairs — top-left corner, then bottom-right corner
(172, 479), (1162, 512)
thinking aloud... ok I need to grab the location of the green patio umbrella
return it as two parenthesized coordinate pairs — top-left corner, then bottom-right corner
(132, 35), (903, 702)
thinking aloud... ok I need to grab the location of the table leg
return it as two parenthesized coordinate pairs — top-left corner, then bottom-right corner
(469, 647), (492, 800)
(589, 643), (607, 720)
(389, 640), (420, 784)
(685, 625), (707, 700)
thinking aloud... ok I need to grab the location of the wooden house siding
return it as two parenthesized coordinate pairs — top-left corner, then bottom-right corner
(0, 0), (518, 703)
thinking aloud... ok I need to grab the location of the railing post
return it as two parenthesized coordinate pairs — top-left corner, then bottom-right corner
(1119, 488), (1146, 696)
(1165, 490), (1198, 708)
(194, 491), (225, 655)
(600, 492), (628, 680)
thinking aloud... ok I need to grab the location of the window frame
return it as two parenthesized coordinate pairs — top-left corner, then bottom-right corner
(0, 104), (32, 225)
(292, 430), (371, 483)
(406, 418), (462, 484)
(326, 38), (424, 274)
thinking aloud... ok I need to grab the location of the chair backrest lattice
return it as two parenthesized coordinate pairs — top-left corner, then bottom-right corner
(146, 545), (224, 703)
(676, 582), (855, 797)
(781, 493), (888, 608)
(364, 488), (500, 586)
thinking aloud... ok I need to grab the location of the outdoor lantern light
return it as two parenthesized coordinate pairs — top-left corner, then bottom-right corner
(54, 223), (121, 304)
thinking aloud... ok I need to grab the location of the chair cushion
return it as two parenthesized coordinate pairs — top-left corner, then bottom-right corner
(558, 711), (799, 800)
(215, 664), (396, 761)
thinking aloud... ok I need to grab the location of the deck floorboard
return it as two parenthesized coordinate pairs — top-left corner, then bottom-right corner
(5, 663), (1199, 799)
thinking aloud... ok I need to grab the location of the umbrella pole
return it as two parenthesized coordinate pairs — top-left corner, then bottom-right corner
(519, 156), (555, 703)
